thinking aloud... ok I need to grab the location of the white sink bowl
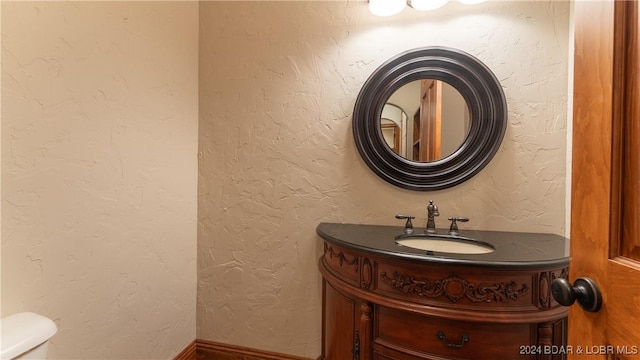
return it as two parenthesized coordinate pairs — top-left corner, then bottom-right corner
(396, 235), (495, 254)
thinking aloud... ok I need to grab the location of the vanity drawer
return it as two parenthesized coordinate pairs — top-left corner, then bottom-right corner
(374, 306), (534, 360)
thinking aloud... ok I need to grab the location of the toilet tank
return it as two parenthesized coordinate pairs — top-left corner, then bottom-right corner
(0, 312), (57, 360)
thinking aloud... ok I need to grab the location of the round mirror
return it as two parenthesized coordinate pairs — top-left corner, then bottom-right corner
(353, 47), (507, 191)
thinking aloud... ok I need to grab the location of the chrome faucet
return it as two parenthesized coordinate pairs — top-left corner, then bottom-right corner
(426, 200), (440, 233)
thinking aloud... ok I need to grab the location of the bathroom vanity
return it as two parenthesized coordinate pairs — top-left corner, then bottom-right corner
(317, 223), (569, 360)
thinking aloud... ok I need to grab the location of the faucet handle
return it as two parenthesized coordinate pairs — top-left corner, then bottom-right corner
(448, 217), (469, 235)
(395, 214), (415, 234)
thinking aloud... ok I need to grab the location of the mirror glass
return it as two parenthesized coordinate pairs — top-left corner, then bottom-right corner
(382, 80), (470, 161)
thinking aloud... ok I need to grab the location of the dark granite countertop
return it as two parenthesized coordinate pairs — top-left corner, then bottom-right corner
(317, 222), (569, 269)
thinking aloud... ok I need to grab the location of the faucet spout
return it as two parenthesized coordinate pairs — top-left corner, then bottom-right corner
(426, 200), (439, 233)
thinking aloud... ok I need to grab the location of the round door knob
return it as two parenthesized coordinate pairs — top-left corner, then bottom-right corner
(551, 277), (602, 312)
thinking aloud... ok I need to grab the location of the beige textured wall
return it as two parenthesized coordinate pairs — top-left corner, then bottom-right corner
(1, 2), (198, 359)
(198, 1), (570, 358)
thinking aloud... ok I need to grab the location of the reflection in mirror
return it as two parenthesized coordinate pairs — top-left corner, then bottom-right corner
(381, 104), (407, 156)
(384, 79), (470, 162)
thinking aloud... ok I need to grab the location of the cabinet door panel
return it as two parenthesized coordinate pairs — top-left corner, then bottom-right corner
(324, 280), (356, 360)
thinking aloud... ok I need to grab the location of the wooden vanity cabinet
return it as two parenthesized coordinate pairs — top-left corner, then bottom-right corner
(319, 242), (568, 360)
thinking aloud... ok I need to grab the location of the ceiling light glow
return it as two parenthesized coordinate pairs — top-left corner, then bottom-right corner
(458, 0), (487, 4)
(369, 0), (407, 16)
(408, 0), (450, 11)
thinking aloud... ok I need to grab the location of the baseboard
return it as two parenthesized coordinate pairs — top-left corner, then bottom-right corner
(173, 339), (315, 360)
(174, 340), (197, 360)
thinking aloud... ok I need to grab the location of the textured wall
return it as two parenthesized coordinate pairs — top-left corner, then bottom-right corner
(1, 2), (198, 359)
(198, 1), (570, 358)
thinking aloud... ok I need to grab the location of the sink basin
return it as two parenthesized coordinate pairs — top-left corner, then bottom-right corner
(396, 234), (495, 254)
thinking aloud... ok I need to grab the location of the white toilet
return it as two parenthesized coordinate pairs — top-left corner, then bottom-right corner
(0, 312), (57, 360)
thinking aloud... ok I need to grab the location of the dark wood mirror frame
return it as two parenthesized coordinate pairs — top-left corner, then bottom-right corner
(352, 47), (507, 191)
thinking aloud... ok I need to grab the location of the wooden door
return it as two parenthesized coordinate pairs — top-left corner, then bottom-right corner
(411, 79), (442, 162)
(420, 79), (442, 161)
(570, 0), (640, 358)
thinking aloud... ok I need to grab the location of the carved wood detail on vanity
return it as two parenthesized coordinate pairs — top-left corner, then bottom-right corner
(361, 258), (373, 290)
(537, 267), (569, 309)
(373, 260), (536, 310)
(324, 243), (359, 270)
(379, 271), (529, 303)
(539, 271), (551, 308)
(323, 243), (360, 286)
(358, 302), (373, 360)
